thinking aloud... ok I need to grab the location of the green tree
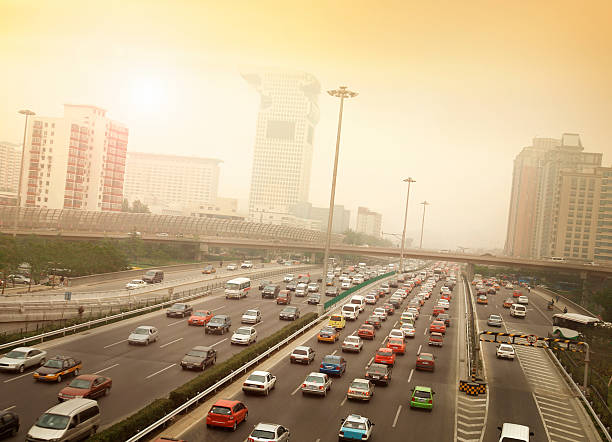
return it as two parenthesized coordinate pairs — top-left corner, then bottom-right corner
(121, 199), (150, 213)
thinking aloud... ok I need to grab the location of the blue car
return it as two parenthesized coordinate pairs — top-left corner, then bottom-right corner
(339, 414), (374, 441)
(319, 355), (346, 377)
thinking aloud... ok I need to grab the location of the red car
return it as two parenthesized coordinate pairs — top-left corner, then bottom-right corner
(358, 324), (376, 340)
(513, 290), (522, 298)
(429, 320), (446, 334)
(374, 347), (396, 366)
(441, 293), (451, 302)
(416, 352), (436, 371)
(58, 374), (112, 401)
(188, 310), (213, 326)
(428, 332), (444, 347)
(386, 338), (406, 355)
(382, 303), (395, 315)
(432, 306), (445, 317)
(206, 399), (248, 431)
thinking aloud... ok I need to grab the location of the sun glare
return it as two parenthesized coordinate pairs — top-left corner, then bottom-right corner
(127, 76), (166, 115)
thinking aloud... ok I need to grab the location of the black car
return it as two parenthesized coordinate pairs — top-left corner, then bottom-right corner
(437, 313), (450, 327)
(205, 315), (232, 334)
(365, 363), (392, 385)
(325, 287), (339, 297)
(166, 303), (193, 318)
(258, 280), (274, 291)
(261, 284), (280, 299)
(180, 346), (216, 371)
(388, 296), (402, 308)
(307, 294), (320, 305)
(365, 315), (382, 329)
(0, 410), (19, 438)
(389, 281), (398, 288)
(286, 281), (297, 291)
(279, 306), (300, 321)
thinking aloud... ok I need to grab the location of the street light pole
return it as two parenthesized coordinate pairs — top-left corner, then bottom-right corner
(419, 200), (430, 248)
(399, 177), (416, 273)
(15, 109), (35, 235)
(322, 86), (358, 282)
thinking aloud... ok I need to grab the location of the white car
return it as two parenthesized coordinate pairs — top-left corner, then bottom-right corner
(388, 329), (405, 340)
(518, 296), (529, 305)
(125, 279), (147, 290)
(290, 346), (315, 364)
(400, 323), (416, 338)
(438, 299), (450, 309)
(496, 344), (516, 360)
(248, 423), (290, 441)
(342, 336), (363, 353)
(283, 274), (294, 282)
(226, 263), (238, 271)
(373, 307), (387, 320)
(241, 309), (262, 324)
(242, 370), (277, 395)
(301, 372), (332, 396)
(341, 280), (351, 289)
(0, 347), (47, 372)
(308, 283), (319, 293)
(231, 326), (257, 345)
(364, 294), (377, 305)
(128, 325), (159, 345)
(241, 261), (254, 269)
(406, 307), (420, 319)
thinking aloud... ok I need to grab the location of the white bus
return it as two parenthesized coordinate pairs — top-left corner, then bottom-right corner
(225, 277), (251, 299)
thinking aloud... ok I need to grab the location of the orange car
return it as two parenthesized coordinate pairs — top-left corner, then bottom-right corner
(503, 298), (513, 308)
(386, 338), (406, 355)
(429, 320), (446, 334)
(317, 326), (340, 343)
(374, 347), (396, 366)
(188, 310), (213, 326)
(358, 324), (376, 340)
(513, 290), (522, 298)
(477, 295), (488, 305)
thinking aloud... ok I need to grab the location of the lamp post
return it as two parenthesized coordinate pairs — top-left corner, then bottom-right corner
(399, 177), (416, 273)
(322, 86), (358, 282)
(419, 200), (430, 248)
(15, 109), (35, 235)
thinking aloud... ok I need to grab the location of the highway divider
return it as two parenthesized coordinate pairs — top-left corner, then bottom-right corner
(323, 271), (395, 310)
(0, 265), (313, 350)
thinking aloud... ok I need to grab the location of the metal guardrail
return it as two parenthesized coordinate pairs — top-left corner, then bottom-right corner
(323, 271), (395, 310)
(124, 271), (399, 441)
(0, 265), (313, 351)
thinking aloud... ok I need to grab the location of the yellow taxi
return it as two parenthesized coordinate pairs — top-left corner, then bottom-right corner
(328, 314), (346, 330)
(317, 326), (340, 342)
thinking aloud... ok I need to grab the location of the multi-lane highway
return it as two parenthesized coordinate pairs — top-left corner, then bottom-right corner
(180, 270), (463, 442)
(0, 265), (322, 440)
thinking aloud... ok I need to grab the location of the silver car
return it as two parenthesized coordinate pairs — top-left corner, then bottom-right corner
(487, 314), (503, 327)
(242, 370), (276, 395)
(341, 336), (363, 353)
(301, 372), (332, 396)
(346, 378), (374, 401)
(248, 423), (290, 441)
(241, 309), (262, 324)
(0, 347), (47, 372)
(128, 325), (159, 345)
(231, 326), (257, 345)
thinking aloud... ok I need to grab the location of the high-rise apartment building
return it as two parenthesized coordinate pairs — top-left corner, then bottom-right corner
(124, 152), (221, 209)
(356, 207), (382, 238)
(0, 141), (21, 192)
(291, 202), (351, 234)
(242, 69), (320, 221)
(505, 133), (611, 262)
(18, 104), (128, 211)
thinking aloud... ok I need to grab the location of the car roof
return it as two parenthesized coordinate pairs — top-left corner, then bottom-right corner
(213, 399), (240, 407)
(254, 422), (282, 431)
(10, 346), (38, 352)
(293, 345), (311, 351)
(236, 326), (255, 331)
(251, 370), (271, 376)
(136, 325), (156, 329)
(74, 374), (98, 380)
(46, 398), (97, 414)
(345, 414), (368, 423)
(414, 385), (432, 392)
(192, 346), (213, 351)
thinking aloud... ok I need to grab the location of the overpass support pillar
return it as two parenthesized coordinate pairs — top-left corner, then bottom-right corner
(466, 263), (475, 281)
(196, 243), (209, 261)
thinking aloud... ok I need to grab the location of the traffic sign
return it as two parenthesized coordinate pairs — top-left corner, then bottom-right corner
(526, 334), (537, 345)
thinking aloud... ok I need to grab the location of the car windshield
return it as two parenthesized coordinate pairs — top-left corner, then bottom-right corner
(68, 378), (91, 389)
(210, 406), (231, 415)
(247, 374), (266, 383)
(171, 304), (185, 310)
(145, 270), (157, 276)
(345, 337), (359, 343)
(264, 285), (276, 291)
(490, 315), (501, 320)
(44, 359), (63, 368)
(235, 328), (250, 335)
(420, 354), (434, 361)
(321, 327), (335, 333)
(251, 429), (276, 438)
(293, 349), (307, 355)
(500, 345), (514, 351)
(225, 282), (240, 290)
(414, 390), (431, 399)
(245, 310), (257, 316)
(330, 316), (342, 321)
(368, 316), (379, 322)
(322, 356), (339, 364)
(306, 375), (323, 383)
(389, 339), (402, 345)
(284, 307), (297, 312)
(133, 327), (149, 335)
(186, 350), (207, 357)
(350, 380), (369, 390)
(377, 350), (390, 356)
(194, 312), (208, 317)
(5, 350), (26, 359)
(209, 317), (224, 324)
(343, 421), (366, 430)
(35, 413), (70, 430)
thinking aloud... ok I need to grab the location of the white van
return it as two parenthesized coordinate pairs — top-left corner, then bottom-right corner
(510, 304), (527, 318)
(225, 277), (251, 299)
(27, 398), (100, 441)
(349, 295), (366, 312)
(498, 423), (533, 441)
(342, 304), (360, 320)
(341, 280), (351, 289)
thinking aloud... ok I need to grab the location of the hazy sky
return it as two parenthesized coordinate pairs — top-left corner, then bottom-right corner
(1, 0), (611, 250)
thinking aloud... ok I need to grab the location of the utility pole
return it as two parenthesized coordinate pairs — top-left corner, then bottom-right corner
(14, 109), (35, 236)
(399, 177), (416, 273)
(419, 200), (430, 248)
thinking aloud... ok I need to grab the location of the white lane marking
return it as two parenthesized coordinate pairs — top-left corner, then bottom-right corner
(159, 337), (183, 348)
(167, 319), (184, 327)
(211, 305), (226, 312)
(423, 327), (428, 336)
(253, 321), (264, 327)
(340, 396), (347, 406)
(2, 405), (16, 411)
(104, 339), (128, 348)
(145, 363), (176, 379)
(211, 338), (227, 347)
(94, 363), (119, 374)
(417, 344), (422, 355)
(3, 372), (31, 383)
(315, 439), (321, 442)
(291, 385), (301, 396)
(392, 404), (403, 428)
(407, 368), (414, 383)
(331, 350), (338, 356)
